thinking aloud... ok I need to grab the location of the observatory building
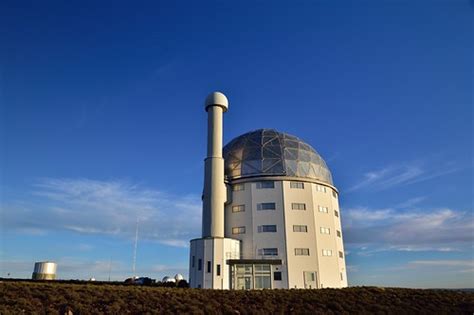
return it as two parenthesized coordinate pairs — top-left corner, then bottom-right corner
(189, 92), (347, 289)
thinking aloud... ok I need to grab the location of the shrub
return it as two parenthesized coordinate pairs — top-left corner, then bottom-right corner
(0, 281), (473, 314)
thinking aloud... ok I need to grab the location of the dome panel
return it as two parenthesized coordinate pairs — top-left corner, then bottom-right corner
(223, 129), (333, 185)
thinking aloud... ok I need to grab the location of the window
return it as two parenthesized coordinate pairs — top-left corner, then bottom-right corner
(216, 264), (221, 276)
(207, 261), (211, 273)
(258, 225), (277, 233)
(295, 248), (310, 256)
(258, 248), (278, 256)
(318, 206), (329, 213)
(320, 227), (330, 234)
(232, 226), (246, 234)
(334, 210), (339, 217)
(254, 264), (272, 289)
(316, 185), (327, 193)
(293, 225), (308, 232)
(290, 182), (304, 189)
(291, 203), (306, 210)
(198, 259), (202, 271)
(232, 205), (245, 213)
(339, 251), (344, 258)
(232, 184), (245, 191)
(337, 230), (341, 237)
(332, 190), (338, 198)
(340, 272), (344, 281)
(257, 202), (276, 210)
(274, 272), (282, 281)
(256, 181), (274, 189)
(192, 256), (195, 268)
(322, 249), (333, 256)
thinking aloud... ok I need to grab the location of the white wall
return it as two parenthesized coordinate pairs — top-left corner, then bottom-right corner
(189, 237), (240, 289)
(225, 178), (347, 289)
(282, 180), (319, 289)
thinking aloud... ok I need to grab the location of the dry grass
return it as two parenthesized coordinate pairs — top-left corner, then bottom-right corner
(0, 280), (473, 314)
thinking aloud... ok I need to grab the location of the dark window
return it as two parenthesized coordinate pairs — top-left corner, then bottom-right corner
(256, 181), (275, 189)
(339, 251), (344, 259)
(337, 230), (341, 237)
(257, 202), (276, 210)
(258, 225), (277, 233)
(259, 248), (278, 256)
(274, 271), (282, 281)
(192, 256), (195, 268)
(198, 259), (202, 271)
(207, 261), (211, 273)
(216, 264), (221, 276)
(334, 210), (339, 217)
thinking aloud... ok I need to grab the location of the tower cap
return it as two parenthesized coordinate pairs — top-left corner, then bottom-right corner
(205, 91), (228, 112)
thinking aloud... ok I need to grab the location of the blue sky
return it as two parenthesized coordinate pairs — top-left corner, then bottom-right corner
(1, 0), (472, 288)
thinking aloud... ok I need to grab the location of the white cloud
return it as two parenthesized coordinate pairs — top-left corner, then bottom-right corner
(2, 178), (202, 247)
(343, 206), (473, 252)
(408, 260), (474, 268)
(346, 162), (460, 192)
(344, 208), (393, 222)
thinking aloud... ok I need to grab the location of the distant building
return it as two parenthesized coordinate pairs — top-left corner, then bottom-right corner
(162, 276), (176, 283)
(125, 276), (155, 285)
(174, 274), (184, 282)
(189, 92), (347, 289)
(32, 261), (57, 280)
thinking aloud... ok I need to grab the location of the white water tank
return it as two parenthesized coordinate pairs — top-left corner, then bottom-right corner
(32, 261), (57, 280)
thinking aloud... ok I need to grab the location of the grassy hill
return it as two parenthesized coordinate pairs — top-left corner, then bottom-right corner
(1, 280), (473, 314)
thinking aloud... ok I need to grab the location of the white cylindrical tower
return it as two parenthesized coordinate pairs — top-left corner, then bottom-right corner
(189, 92), (240, 289)
(202, 91), (228, 238)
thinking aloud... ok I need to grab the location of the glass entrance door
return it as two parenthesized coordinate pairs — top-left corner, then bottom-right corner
(233, 264), (272, 289)
(236, 275), (252, 289)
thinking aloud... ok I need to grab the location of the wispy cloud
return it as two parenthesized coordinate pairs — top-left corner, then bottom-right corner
(394, 196), (427, 209)
(408, 260), (474, 268)
(2, 178), (202, 247)
(343, 206), (473, 252)
(398, 260), (474, 275)
(346, 161), (461, 192)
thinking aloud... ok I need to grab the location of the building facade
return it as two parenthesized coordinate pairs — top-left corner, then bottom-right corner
(189, 93), (347, 289)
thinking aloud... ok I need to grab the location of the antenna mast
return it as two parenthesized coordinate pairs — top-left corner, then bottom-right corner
(132, 217), (139, 277)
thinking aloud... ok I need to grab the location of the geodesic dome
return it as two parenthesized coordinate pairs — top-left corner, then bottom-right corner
(223, 129), (333, 185)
